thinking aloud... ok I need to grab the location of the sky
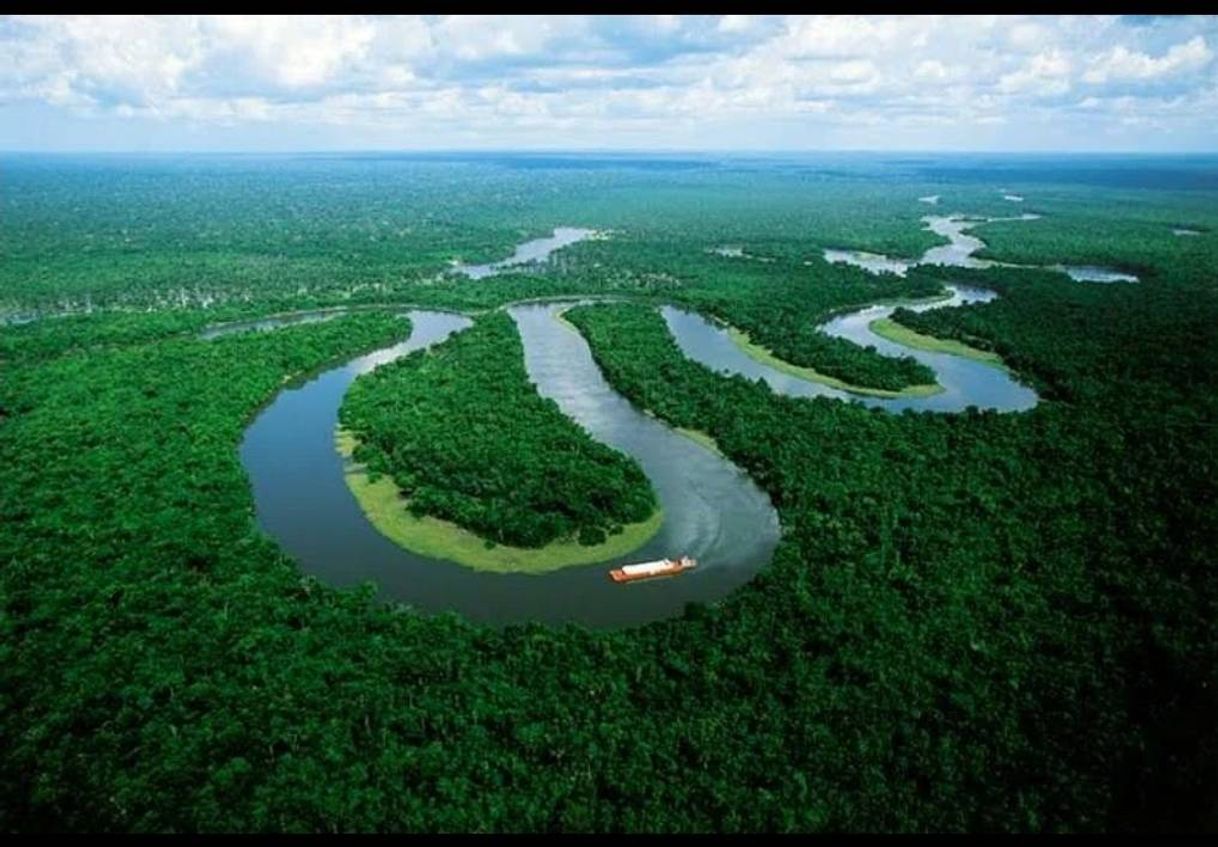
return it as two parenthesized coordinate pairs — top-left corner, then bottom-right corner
(2, 14), (1216, 153)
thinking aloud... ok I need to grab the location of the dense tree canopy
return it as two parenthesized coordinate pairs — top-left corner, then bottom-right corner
(339, 312), (656, 548)
(2, 153), (1217, 832)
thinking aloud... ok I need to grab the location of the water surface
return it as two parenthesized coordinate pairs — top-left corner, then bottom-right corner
(1052, 265), (1139, 284)
(201, 311), (344, 339)
(823, 212), (1137, 284)
(664, 285), (1038, 414)
(239, 304), (780, 629)
(454, 227), (598, 279)
(234, 213), (1059, 628)
(823, 249), (912, 277)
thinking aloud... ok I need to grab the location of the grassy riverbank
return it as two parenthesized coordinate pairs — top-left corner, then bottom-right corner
(336, 428), (662, 573)
(869, 317), (1008, 369)
(675, 426), (724, 457)
(336, 312), (661, 562)
(725, 326), (944, 398)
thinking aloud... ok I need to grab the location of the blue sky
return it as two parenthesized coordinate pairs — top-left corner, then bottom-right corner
(2, 14), (1216, 152)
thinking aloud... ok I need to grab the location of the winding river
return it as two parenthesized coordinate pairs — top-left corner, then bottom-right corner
(238, 303), (779, 629)
(229, 210), (1075, 626)
(453, 227), (600, 279)
(663, 285), (1037, 413)
(824, 212), (1140, 283)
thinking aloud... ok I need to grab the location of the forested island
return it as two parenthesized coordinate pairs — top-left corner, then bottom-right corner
(338, 312), (659, 567)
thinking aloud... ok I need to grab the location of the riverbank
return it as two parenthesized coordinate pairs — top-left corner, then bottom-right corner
(336, 428), (663, 574)
(724, 326), (944, 399)
(674, 426), (724, 457)
(868, 317), (1009, 370)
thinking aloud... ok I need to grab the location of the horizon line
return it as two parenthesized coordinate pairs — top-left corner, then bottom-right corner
(4, 148), (1218, 157)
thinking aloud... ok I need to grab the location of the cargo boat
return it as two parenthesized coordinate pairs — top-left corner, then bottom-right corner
(609, 556), (697, 583)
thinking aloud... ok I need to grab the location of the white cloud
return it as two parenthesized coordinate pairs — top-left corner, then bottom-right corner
(774, 15), (906, 59)
(998, 49), (1072, 96)
(3, 15), (204, 106)
(1, 14), (1216, 150)
(200, 16), (375, 89)
(1007, 20), (1052, 52)
(1083, 35), (1212, 83)
(433, 15), (557, 62)
(828, 59), (879, 86)
(914, 60), (950, 82)
(717, 15), (753, 35)
(650, 15), (681, 33)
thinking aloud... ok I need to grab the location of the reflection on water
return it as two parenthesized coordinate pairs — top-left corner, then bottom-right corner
(822, 212), (1137, 284)
(664, 284), (1038, 415)
(709, 245), (774, 263)
(200, 311), (344, 340)
(239, 304), (779, 629)
(454, 227), (598, 279)
(920, 217), (1001, 269)
(231, 211), (1061, 628)
(1052, 265), (1139, 284)
(824, 249), (911, 277)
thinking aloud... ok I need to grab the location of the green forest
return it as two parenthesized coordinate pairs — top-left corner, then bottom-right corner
(339, 312), (656, 549)
(2, 153), (1217, 833)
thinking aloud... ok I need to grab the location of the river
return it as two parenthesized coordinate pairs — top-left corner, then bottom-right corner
(237, 304), (779, 629)
(824, 212), (1139, 283)
(453, 227), (600, 279)
(663, 285), (1037, 413)
(229, 212), (1065, 627)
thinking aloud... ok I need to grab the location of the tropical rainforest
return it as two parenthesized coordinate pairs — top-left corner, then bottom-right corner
(2, 151), (1217, 833)
(339, 311), (656, 549)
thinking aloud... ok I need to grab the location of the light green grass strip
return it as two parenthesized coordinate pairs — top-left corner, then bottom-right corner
(561, 307), (725, 457)
(637, 408), (724, 457)
(552, 306), (583, 336)
(335, 429), (662, 574)
(674, 426), (724, 457)
(869, 318), (1009, 371)
(725, 326), (943, 399)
